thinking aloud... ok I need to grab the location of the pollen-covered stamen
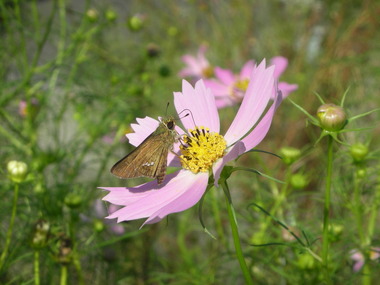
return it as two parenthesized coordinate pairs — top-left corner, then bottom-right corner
(231, 78), (250, 100)
(180, 127), (227, 174)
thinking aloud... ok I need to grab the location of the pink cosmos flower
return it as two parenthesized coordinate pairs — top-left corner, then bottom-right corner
(350, 247), (380, 272)
(203, 56), (298, 108)
(178, 45), (213, 79)
(100, 60), (282, 227)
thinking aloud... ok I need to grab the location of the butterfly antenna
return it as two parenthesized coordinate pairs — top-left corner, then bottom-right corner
(178, 108), (196, 127)
(165, 102), (170, 116)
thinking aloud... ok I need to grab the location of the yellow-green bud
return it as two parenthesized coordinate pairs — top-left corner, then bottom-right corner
(64, 193), (83, 209)
(105, 9), (117, 22)
(167, 26), (178, 37)
(279, 146), (301, 165)
(86, 8), (99, 22)
(317, 103), (347, 132)
(290, 173), (309, 189)
(93, 219), (105, 233)
(350, 143), (369, 163)
(127, 14), (145, 31)
(7, 160), (28, 183)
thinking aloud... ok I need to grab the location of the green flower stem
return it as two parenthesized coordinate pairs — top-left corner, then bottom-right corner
(0, 183), (20, 271)
(353, 173), (366, 244)
(222, 181), (253, 285)
(34, 250), (40, 285)
(60, 265), (68, 285)
(322, 135), (333, 284)
(211, 189), (227, 247)
(353, 170), (373, 285)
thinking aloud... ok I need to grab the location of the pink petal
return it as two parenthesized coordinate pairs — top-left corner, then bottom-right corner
(103, 170), (208, 226)
(126, 117), (159, 147)
(240, 60), (255, 79)
(240, 90), (283, 151)
(270, 56), (288, 78)
(203, 78), (230, 96)
(353, 260), (364, 272)
(101, 186), (153, 206)
(214, 67), (235, 85)
(215, 97), (235, 108)
(142, 172), (209, 226)
(224, 60), (275, 145)
(174, 80), (220, 133)
(213, 89), (283, 184)
(278, 82), (298, 98)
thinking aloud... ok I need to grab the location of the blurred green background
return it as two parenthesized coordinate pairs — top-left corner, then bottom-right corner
(1, 0), (379, 284)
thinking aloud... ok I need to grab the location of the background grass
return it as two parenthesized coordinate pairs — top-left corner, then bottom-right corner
(1, 0), (379, 284)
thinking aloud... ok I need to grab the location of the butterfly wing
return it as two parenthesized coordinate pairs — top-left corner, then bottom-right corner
(110, 133), (171, 183)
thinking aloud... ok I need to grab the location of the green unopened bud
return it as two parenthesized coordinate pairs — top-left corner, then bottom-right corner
(290, 173), (309, 189)
(167, 26), (178, 37)
(350, 143), (369, 163)
(127, 14), (145, 31)
(356, 168), (367, 179)
(30, 219), (50, 249)
(64, 193), (83, 209)
(159, 65), (171, 77)
(329, 223), (343, 242)
(7, 160), (28, 183)
(105, 9), (117, 22)
(94, 219), (105, 233)
(317, 103), (347, 132)
(279, 146), (301, 165)
(86, 8), (99, 22)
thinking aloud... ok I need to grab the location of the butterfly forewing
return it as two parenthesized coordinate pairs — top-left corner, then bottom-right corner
(110, 117), (177, 184)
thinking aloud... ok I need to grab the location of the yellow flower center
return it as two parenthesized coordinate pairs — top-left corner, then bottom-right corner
(180, 127), (227, 174)
(202, 66), (214, 78)
(231, 78), (250, 99)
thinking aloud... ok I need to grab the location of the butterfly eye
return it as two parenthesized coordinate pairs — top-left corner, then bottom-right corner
(166, 120), (175, 130)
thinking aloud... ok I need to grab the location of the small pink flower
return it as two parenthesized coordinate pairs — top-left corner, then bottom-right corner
(178, 45), (213, 79)
(350, 247), (380, 272)
(101, 60), (283, 227)
(204, 56), (298, 108)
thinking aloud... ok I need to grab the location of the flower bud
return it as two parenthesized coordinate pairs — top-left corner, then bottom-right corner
(167, 26), (178, 37)
(105, 9), (117, 22)
(350, 143), (369, 163)
(64, 193), (83, 209)
(86, 8), (99, 22)
(146, 43), (161, 58)
(93, 219), (105, 233)
(290, 173), (309, 189)
(159, 65), (171, 77)
(55, 235), (73, 265)
(30, 219), (50, 249)
(127, 14), (145, 31)
(19, 98), (40, 120)
(279, 146), (301, 165)
(317, 103), (347, 132)
(356, 168), (367, 178)
(7, 160), (28, 183)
